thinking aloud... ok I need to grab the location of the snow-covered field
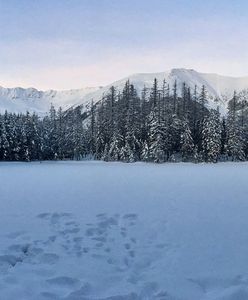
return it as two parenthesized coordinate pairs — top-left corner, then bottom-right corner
(0, 161), (248, 300)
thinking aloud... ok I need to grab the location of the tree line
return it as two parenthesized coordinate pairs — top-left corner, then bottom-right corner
(0, 79), (247, 162)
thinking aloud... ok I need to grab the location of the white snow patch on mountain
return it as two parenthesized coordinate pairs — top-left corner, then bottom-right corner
(0, 86), (101, 115)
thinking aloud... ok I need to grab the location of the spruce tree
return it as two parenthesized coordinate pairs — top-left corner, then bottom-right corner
(202, 109), (221, 162)
(180, 120), (194, 161)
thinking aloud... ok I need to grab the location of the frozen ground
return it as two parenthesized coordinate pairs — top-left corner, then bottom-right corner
(0, 161), (248, 300)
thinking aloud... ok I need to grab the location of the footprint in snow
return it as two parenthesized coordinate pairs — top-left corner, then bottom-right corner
(5, 231), (27, 240)
(46, 276), (80, 288)
(63, 282), (91, 299)
(37, 213), (51, 220)
(0, 254), (22, 268)
(38, 253), (59, 265)
(40, 292), (60, 299)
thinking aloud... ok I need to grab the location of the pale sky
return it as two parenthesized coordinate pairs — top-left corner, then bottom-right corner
(0, 0), (248, 90)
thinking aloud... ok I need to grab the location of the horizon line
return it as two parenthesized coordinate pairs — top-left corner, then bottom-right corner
(1, 68), (248, 92)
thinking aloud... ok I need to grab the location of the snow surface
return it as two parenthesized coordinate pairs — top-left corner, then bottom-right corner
(0, 161), (248, 300)
(2, 69), (248, 115)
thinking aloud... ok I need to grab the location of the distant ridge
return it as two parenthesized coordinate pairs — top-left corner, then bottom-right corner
(1, 68), (248, 115)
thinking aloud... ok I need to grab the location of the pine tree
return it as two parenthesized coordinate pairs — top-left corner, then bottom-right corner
(180, 120), (194, 161)
(109, 131), (122, 161)
(173, 80), (177, 115)
(57, 107), (65, 160)
(0, 117), (10, 160)
(202, 109), (221, 162)
(141, 141), (149, 162)
(226, 92), (245, 161)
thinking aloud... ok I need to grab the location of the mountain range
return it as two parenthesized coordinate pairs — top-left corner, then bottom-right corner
(1, 68), (248, 115)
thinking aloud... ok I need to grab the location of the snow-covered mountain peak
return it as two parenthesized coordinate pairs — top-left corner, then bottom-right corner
(1, 68), (248, 115)
(0, 85), (101, 115)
